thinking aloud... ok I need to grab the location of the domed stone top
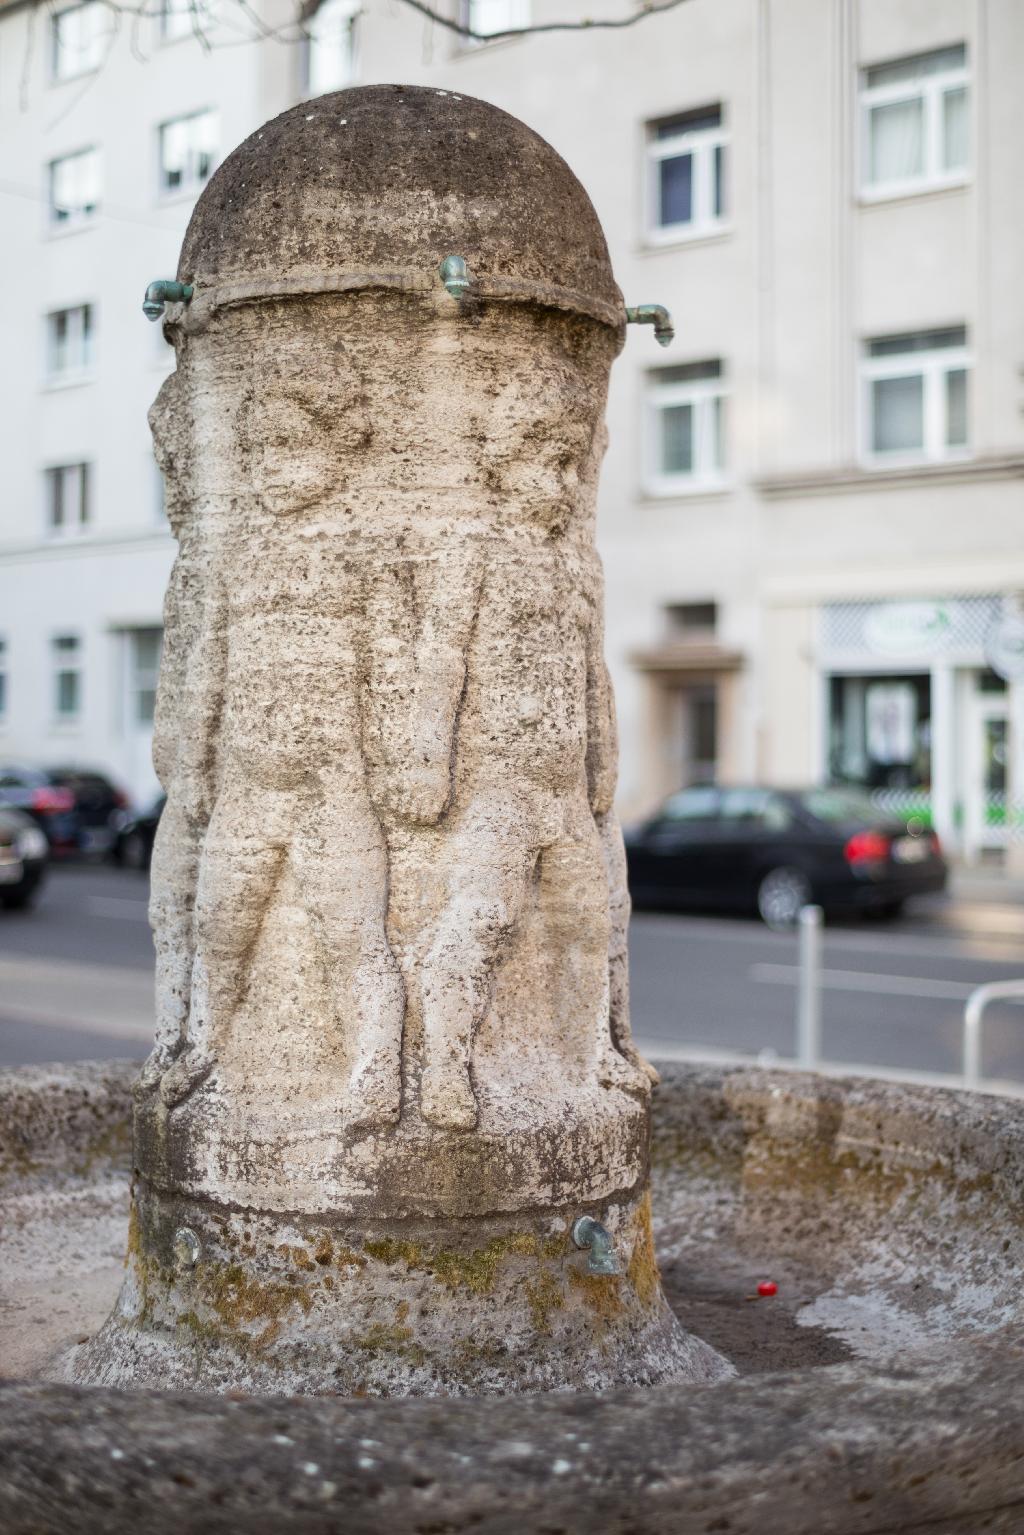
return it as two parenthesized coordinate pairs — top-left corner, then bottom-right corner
(177, 84), (623, 329)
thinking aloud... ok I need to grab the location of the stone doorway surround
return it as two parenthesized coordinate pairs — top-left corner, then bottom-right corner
(627, 640), (745, 813)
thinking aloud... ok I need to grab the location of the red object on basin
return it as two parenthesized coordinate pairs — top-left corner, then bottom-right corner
(757, 1281), (777, 1297)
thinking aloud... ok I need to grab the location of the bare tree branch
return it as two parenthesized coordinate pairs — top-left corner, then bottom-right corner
(188, 0), (213, 52)
(17, 0), (36, 110)
(17, 0), (694, 106)
(392, 0), (693, 44)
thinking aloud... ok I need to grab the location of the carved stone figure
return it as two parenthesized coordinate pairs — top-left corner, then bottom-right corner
(137, 366), (223, 1098)
(362, 315), (650, 1131)
(68, 85), (732, 1397)
(152, 338), (406, 1127)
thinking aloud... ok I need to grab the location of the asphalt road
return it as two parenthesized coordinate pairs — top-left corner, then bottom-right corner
(2, 862), (1023, 1088)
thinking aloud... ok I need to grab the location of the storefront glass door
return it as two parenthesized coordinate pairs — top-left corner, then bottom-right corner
(964, 693), (1009, 861)
(826, 672), (932, 822)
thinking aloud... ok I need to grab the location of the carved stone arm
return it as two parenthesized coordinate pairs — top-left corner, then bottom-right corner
(585, 600), (618, 818)
(368, 545), (485, 826)
(173, 573), (229, 827)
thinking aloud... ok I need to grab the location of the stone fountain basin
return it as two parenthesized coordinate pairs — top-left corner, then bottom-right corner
(2, 1059), (1024, 1534)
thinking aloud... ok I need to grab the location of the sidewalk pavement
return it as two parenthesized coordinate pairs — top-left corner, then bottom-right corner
(947, 864), (1024, 911)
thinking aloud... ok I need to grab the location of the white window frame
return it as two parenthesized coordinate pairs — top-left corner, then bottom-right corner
(125, 628), (163, 728)
(50, 2), (111, 82)
(44, 304), (95, 385)
(48, 146), (101, 230)
(157, 109), (219, 200)
(645, 369), (728, 497)
(159, 0), (199, 43)
(0, 637), (7, 722)
(457, 0), (529, 45)
(859, 50), (969, 201)
(44, 463), (91, 539)
(861, 337), (971, 467)
(303, 0), (359, 95)
(51, 634), (83, 722)
(645, 111), (727, 245)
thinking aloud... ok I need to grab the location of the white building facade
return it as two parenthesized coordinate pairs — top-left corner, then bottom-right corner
(1, 0), (1021, 862)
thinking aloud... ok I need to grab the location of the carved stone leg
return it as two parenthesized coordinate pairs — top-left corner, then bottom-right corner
(293, 789), (404, 1128)
(597, 809), (660, 1085)
(419, 798), (534, 1131)
(541, 808), (650, 1093)
(160, 788), (288, 1106)
(138, 799), (201, 1097)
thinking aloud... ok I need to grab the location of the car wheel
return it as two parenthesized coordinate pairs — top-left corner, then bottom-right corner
(757, 866), (812, 930)
(121, 830), (149, 872)
(1, 886), (37, 912)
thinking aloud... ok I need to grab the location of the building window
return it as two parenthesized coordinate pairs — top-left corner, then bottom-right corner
(860, 44), (968, 198)
(127, 628), (163, 725)
(680, 686), (717, 786)
(646, 106), (726, 242)
(665, 602), (718, 640)
(46, 305), (94, 382)
(160, 0), (200, 41)
(52, 634), (83, 720)
(0, 638), (7, 720)
(49, 147), (100, 227)
(862, 326), (969, 464)
(646, 361), (726, 494)
(158, 110), (218, 197)
(51, 2), (112, 81)
(458, 0), (528, 42)
(44, 463), (91, 537)
(304, 0), (358, 94)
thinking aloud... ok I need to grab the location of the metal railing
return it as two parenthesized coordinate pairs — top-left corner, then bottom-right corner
(963, 980), (1024, 1088)
(792, 906), (1024, 1093)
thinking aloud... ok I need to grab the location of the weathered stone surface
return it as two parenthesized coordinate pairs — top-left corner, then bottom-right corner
(67, 85), (711, 1393)
(8, 1345), (1024, 1535)
(0, 1059), (134, 1191)
(176, 85), (625, 329)
(5, 1060), (1024, 1531)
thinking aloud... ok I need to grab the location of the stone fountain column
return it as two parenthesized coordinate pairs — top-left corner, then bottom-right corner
(72, 85), (730, 1395)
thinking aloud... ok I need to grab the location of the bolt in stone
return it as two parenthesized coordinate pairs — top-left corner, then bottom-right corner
(173, 1227), (201, 1270)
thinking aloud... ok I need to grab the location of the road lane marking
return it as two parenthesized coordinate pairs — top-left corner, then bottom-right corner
(632, 913), (1024, 965)
(750, 963), (1024, 1003)
(85, 896), (151, 921)
(0, 1004), (153, 1041)
(0, 954), (154, 1039)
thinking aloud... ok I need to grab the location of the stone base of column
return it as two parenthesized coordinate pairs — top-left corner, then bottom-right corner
(60, 1181), (732, 1396)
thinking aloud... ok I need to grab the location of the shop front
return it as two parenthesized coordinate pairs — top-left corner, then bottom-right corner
(818, 595), (1023, 865)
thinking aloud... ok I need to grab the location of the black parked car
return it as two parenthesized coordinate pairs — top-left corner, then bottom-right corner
(625, 785), (948, 928)
(49, 767), (131, 856)
(0, 806), (50, 909)
(0, 765), (79, 850)
(0, 765), (130, 855)
(113, 793), (165, 871)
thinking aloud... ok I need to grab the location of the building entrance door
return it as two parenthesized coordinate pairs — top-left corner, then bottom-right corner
(679, 683), (717, 786)
(964, 691), (1010, 863)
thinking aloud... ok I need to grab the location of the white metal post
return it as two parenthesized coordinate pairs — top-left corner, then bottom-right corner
(796, 904), (823, 1069)
(1007, 672), (1024, 877)
(929, 661), (955, 853)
